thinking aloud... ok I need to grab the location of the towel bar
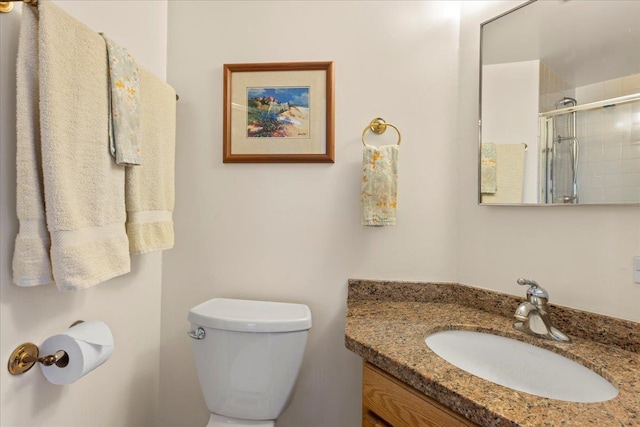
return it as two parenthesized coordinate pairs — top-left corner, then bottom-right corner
(362, 118), (401, 147)
(0, 0), (36, 14)
(0, 0), (180, 102)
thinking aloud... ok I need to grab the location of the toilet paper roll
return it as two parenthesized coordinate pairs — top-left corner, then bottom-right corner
(39, 320), (114, 385)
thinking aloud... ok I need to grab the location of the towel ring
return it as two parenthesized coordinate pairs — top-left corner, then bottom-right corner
(362, 118), (401, 147)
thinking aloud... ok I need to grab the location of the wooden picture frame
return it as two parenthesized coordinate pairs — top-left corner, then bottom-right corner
(223, 61), (334, 163)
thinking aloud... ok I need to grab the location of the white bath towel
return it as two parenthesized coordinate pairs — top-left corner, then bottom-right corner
(481, 144), (526, 204)
(13, 3), (52, 286)
(125, 67), (176, 254)
(13, 1), (130, 290)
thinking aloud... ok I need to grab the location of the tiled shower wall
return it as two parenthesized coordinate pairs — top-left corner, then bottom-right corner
(575, 73), (640, 203)
(539, 61), (575, 113)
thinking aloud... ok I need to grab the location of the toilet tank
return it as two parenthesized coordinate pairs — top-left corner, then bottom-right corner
(188, 298), (312, 421)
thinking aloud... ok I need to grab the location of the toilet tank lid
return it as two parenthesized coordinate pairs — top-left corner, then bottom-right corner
(188, 298), (312, 333)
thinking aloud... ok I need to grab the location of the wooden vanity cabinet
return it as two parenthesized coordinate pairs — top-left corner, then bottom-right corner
(362, 362), (478, 427)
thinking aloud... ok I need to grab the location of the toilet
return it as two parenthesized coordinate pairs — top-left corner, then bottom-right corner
(188, 298), (312, 427)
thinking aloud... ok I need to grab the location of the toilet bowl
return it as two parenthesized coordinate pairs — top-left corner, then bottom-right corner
(188, 298), (312, 427)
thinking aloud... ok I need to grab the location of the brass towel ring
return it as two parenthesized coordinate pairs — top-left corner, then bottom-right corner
(361, 118), (401, 147)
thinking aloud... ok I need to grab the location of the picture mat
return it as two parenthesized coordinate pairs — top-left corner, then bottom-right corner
(231, 70), (327, 155)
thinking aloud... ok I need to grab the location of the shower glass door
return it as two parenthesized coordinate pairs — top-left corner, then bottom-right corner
(550, 110), (578, 204)
(541, 113), (579, 204)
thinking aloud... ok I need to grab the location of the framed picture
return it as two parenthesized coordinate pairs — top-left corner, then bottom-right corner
(223, 61), (334, 163)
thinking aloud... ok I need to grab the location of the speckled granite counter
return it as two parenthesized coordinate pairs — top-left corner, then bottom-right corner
(345, 279), (640, 427)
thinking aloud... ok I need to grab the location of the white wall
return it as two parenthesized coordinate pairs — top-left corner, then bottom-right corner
(482, 60), (540, 203)
(162, 2), (461, 426)
(0, 2), (167, 426)
(3, 2), (638, 427)
(457, 2), (640, 321)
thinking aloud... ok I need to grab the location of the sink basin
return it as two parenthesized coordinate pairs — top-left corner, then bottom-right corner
(425, 330), (618, 403)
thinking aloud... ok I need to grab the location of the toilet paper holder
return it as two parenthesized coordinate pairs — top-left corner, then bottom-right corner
(7, 320), (83, 375)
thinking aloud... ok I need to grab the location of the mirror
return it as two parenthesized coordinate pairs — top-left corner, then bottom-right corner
(479, 0), (640, 205)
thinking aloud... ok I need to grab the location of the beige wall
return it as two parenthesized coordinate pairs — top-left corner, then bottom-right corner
(0, 2), (167, 426)
(161, 2), (462, 426)
(456, 1), (640, 321)
(2, 2), (638, 427)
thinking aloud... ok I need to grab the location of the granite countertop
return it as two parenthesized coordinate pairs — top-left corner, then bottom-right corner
(345, 279), (640, 427)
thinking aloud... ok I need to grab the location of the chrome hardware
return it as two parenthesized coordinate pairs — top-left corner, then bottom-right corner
(517, 277), (540, 287)
(187, 327), (205, 340)
(517, 278), (549, 301)
(513, 278), (570, 343)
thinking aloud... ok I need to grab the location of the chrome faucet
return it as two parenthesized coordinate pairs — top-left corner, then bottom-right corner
(513, 278), (570, 343)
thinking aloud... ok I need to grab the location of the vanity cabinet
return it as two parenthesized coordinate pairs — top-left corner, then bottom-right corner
(362, 362), (478, 427)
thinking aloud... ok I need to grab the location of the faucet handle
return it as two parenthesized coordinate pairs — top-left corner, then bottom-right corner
(516, 278), (549, 299)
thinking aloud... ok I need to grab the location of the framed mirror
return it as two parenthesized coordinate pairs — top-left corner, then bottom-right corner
(479, 0), (640, 205)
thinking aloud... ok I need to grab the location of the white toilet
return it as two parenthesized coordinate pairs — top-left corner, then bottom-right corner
(188, 298), (312, 427)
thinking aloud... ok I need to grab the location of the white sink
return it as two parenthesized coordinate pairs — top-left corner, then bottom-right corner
(425, 330), (618, 403)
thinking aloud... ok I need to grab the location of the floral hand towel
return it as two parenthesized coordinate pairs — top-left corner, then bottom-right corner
(101, 34), (141, 166)
(361, 145), (399, 226)
(481, 143), (497, 193)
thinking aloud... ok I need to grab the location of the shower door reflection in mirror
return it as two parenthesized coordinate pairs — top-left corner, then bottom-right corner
(480, 0), (640, 205)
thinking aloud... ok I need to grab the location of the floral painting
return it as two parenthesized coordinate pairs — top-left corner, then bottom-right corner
(246, 87), (310, 139)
